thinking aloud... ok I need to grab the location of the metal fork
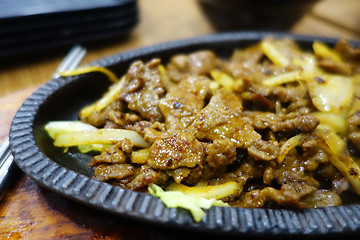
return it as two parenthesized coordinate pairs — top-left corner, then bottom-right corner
(0, 45), (86, 201)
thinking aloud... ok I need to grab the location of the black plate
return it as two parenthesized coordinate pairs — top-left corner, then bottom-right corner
(0, 0), (137, 60)
(9, 32), (360, 238)
(0, 0), (137, 35)
(0, 0), (135, 22)
(0, 15), (138, 58)
(0, 7), (138, 46)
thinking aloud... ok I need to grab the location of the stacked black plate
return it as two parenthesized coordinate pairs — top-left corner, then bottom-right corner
(0, 0), (138, 59)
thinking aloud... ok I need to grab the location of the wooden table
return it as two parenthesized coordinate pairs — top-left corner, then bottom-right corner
(1, 0), (360, 239)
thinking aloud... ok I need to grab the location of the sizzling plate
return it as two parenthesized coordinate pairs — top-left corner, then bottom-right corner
(9, 32), (360, 238)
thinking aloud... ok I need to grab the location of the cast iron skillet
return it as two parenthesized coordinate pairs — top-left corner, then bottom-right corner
(9, 32), (360, 238)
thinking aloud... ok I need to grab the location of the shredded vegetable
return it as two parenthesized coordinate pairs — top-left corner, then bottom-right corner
(307, 74), (353, 112)
(45, 121), (150, 153)
(261, 39), (289, 66)
(210, 70), (235, 91)
(263, 70), (302, 86)
(80, 76), (125, 118)
(59, 66), (119, 83)
(313, 41), (342, 63)
(53, 129), (150, 148)
(277, 134), (306, 164)
(45, 121), (108, 153)
(317, 127), (360, 195)
(148, 184), (229, 222)
(166, 181), (239, 200)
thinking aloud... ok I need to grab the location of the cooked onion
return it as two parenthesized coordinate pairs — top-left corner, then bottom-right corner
(166, 181), (239, 200)
(307, 74), (353, 112)
(80, 77), (125, 118)
(53, 129), (150, 148)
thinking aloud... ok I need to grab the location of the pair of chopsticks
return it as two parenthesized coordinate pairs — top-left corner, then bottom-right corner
(0, 45), (87, 201)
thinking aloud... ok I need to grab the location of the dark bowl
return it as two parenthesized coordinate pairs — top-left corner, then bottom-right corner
(198, 0), (319, 31)
(9, 31), (360, 238)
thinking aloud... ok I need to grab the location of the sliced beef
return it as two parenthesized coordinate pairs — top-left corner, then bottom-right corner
(246, 84), (313, 113)
(166, 50), (217, 82)
(239, 184), (302, 208)
(89, 145), (126, 167)
(85, 39), (360, 209)
(189, 89), (260, 148)
(89, 139), (134, 167)
(159, 76), (210, 129)
(243, 111), (319, 136)
(166, 168), (192, 183)
(120, 59), (166, 122)
(317, 58), (352, 75)
(334, 39), (360, 62)
(230, 43), (264, 66)
(248, 140), (279, 161)
(127, 165), (168, 190)
(83, 100), (125, 127)
(206, 137), (237, 169)
(94, 164), (134, 182)
(147, 130), (205, 170)
(106, 111), (139, 129)
(301, 189), (342, 208)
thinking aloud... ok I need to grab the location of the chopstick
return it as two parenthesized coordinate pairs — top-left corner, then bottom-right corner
(52, 45), (87, 78)
(0, 138), (13, 200)
(0, 45), (87, 201)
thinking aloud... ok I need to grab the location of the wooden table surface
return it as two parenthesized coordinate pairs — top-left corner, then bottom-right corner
(1, 0), (360, 239)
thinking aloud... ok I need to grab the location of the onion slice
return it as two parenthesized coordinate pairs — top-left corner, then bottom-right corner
(307, 74), (353, 113)
(80, 77), (125, 118)
(277, 134), (306, 164)
(166, 181), (239, 200)
(316, 127), (360, 196)
(53, 129), (150, 148)
(59, 66), (119, 83)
